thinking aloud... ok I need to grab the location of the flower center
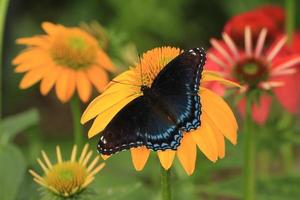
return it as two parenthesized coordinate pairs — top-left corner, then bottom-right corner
(50, 35), (97, 69)
(45, 162), (87, 196)
(234, 58), (269, 88)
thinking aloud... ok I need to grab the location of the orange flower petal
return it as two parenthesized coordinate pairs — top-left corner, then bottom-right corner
(86, 66), (109, 92)
(87, 93), (140, 138)
(55, 68), (76, 103)
(15, 63), (40, 73)
(130, 147), (151, 171)
(42, 22), (60, 35)
(16, 36), (48, 47)
(202, 70), (241, 88)
(205, 115), (226, 159)
(12, 49), (43, 65)
(177, 133), (197, 175)
(40, 66), (61, 95)
(101, 154), (110, 160)
(191, 114), (218, 162)
(96, 49), (116, 72)
(157, 150), (176, 170)
(19, 67), (47, 89)
(76, 70), (92, 102)
(200, 88), (238, 144)
(81, 82), (140, 124)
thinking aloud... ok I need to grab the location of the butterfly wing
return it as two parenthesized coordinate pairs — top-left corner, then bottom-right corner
(151, 47), (205, 131)
(97, 48), (206, 155)
(97, 96), (182, 155)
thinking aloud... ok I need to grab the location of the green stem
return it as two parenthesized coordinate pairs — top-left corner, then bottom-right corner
(0, 0), (10, 119)
(70, 96), (84, 147)
(285, 0), (295, 44)
(257, 149), (270, 181)
(243, 98), (256, 200)
(281, 134), (294, 174)
(161, 167), (171, 200)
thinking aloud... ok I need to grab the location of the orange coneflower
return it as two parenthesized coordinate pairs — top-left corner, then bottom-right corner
(81, 47), (239, 175)
(13, 22), (116, 103)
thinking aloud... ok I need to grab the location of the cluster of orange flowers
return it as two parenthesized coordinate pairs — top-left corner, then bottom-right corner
(14, 22), (239, 197)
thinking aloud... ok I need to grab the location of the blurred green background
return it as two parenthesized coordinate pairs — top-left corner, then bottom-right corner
(1, 0), (300, 199)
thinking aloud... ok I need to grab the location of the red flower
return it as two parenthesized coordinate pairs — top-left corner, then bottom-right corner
(272, 32), (300, 113)
(254, 5), (285, 29)
(206, 27), (300, 124)
(224, 5), (285, 45)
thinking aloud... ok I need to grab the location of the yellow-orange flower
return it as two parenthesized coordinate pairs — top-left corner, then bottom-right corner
(29, 144), (105, 197)
(81, 47), (239, 175)
(13, 22), (116, 103)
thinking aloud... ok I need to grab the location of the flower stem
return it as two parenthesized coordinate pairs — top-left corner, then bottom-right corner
(281, 133), (294, 174)
(243, 97), (256, 200)
(0, 0), (9, 119)
(70, 96), (84, 147)
(161, 167), (172, 200)
(285, 0), (295, 44)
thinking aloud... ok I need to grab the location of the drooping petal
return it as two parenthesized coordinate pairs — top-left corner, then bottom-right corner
(157, 150), (176, 170)
(40, 66), (61, 95)
(19, 67), (48, 89)
(177, 133), (197, 175)
(96, 50), (116, 72)
(211, 125), (226, 159)
(130, 147), (151, 171)
(200, 88), (238, 144)
(55, 68), (76, 103)
(86, 66), (109, 92)
(202, 70), (241, 88)
(191, 114), (218, 162)
(76, 70), (92, 102)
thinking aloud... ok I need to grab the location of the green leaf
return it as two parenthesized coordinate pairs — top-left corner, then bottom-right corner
(0, 144), (26, 200)
(198, 175), (300, 200)
(0, 109), (39, 144)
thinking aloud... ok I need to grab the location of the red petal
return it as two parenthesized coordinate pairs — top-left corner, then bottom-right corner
(238, 95), (272, 125)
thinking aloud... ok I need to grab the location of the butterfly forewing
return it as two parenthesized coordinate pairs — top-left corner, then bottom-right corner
(151, 47), (205, 131)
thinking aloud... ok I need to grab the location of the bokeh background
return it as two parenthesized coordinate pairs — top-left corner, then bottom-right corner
(2, 0), (300, 199)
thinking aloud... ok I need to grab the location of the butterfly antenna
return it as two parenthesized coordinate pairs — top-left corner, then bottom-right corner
(138, 54), (144, 86)
(111, 80), (140, 87)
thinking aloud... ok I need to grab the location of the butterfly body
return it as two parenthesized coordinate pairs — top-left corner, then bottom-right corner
(98, 48), (206, 155)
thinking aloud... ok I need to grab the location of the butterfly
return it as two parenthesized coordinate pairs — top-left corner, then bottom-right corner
(97, 47), (206, 155)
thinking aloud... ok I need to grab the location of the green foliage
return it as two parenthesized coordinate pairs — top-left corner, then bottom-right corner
(39, 187), (97, 200)
(0, 109), (39, 145)
(0, 109), (39, 200)
(198, 176), (300, 200)
(0, 144), (26, 200)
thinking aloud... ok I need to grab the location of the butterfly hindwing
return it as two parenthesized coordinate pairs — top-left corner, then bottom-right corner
(97, 96), (182, 155)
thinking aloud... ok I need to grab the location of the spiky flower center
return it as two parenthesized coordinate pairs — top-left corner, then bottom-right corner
(45, 162), (87, 196)
(234, 57), (269, 88)
(50, 35), (97, 69)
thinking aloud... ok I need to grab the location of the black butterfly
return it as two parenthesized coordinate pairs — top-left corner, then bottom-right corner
(98, 48), (206, 155)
